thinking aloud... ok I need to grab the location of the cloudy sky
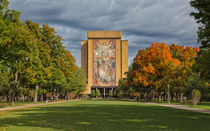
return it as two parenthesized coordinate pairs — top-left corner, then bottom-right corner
(9, 0), (198, 66)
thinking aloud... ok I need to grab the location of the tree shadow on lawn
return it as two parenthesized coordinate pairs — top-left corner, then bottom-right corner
(0, 102), (210, 131)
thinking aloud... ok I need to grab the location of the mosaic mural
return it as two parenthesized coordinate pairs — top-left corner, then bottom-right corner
(92, 39), (116, 86)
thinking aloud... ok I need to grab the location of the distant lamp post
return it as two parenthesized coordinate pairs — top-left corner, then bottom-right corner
(167, 84), (170, 104)
(54, 88), (56, 101)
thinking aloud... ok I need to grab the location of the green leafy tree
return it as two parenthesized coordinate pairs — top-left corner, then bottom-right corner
(196, 49), (210, 81)
(190, 0), (210, 82)
(185, 73), (208, 101)
(0, 1), (33, 104)
(18, 86), (28, 102)
(0, 61), (11, 101)
(23, 20), (52, 103)
(118, 78), (129, 97)
(0, 0), (78, 103)
(38, 88), (47, 101)
(190, 0), (210, 49)
(41, 23), (66, 101)
(66, 68), (87, 96)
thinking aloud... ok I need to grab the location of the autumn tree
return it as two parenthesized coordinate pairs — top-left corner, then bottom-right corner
(132, 42), (180, 101)
(169, 44), (199, 101)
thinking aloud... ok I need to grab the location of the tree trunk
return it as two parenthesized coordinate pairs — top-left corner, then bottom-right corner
(180, 93), (183, 102)
(152, 92), (155, 100)
(171, 95), (174, 101)
(34, 85), (39, 103)
(158, 95), (161, 102)
(6, 96), (9, 102)
(52, 86), (55, 101)
(145, 92), (148, 101)
(176, 92), (178, 102)
(12, 70), (18, 105)
(52, 87), (54, 101)
(158, 89), (162, 102)
(41, 92), (44, 102)
(22, 95), (25, 102)
(163, 93), (166, 101)
(55, 92), (59, 101)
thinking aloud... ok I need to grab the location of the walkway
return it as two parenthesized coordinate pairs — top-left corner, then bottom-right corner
(0, 101), (68, 111)
(145, 102), (210, 114)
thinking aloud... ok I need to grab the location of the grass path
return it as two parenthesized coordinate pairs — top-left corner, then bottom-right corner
(0, 100), (210, 131)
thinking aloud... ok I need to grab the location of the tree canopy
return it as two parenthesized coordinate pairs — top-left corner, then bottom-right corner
(0, 0), (86, 103)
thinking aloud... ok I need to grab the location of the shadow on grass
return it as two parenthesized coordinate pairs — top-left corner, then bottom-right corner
(0, 101), (210, 131)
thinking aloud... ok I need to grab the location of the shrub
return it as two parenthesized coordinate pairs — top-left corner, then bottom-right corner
(113, 90), (117, 97)
(109, 90), (113, 98)
(82, 94), (88, 99)
(91, 90), (96, 98)
(96, 89), (101, 97)
(191, 89), (201, 105)
(117, 92), (123, 98)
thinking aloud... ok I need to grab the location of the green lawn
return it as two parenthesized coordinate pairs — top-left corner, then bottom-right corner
(0, 100), (210, 131)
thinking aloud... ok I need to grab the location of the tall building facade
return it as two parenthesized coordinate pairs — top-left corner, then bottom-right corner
(81, 31), (128, 96)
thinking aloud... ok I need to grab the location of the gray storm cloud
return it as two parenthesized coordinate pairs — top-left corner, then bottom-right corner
(9, 0), (198, 66)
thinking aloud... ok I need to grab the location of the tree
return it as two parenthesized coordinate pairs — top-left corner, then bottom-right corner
(41, 23), (67, 101)
(127, 43), (199, 102)
(185, 72), (208, 101)
(0, 61), (11, 101)
(0, 0), (79, 103)
(190, 0), (210, 49)
(190, 0), (210, 83)
(66, 68), (87, 96)
(132, 42), (180, 102)
(118, 78), (128, 97)
(0, 1), (34, 104)
(196, 49), (210, 81)
(169, 44), (200, 102)
(23, 20), (52, 103)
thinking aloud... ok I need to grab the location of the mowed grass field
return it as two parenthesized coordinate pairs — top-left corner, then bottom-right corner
(0, 100), (210, 131)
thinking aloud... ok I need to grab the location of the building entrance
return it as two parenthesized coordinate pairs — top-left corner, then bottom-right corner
(91, 86), (116, 97)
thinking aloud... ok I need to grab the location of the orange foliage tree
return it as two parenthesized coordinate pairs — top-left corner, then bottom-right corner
(127, 42), (199, 102)
(130, 42), (180, 101)
(168, 44), (199, 102)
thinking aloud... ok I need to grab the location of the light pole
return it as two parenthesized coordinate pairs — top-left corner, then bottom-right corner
(54, 88), (56, 101)
(167, 84), (170, 104)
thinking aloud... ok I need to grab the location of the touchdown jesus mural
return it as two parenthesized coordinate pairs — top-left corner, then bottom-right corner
(92, 40), (116, 86)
